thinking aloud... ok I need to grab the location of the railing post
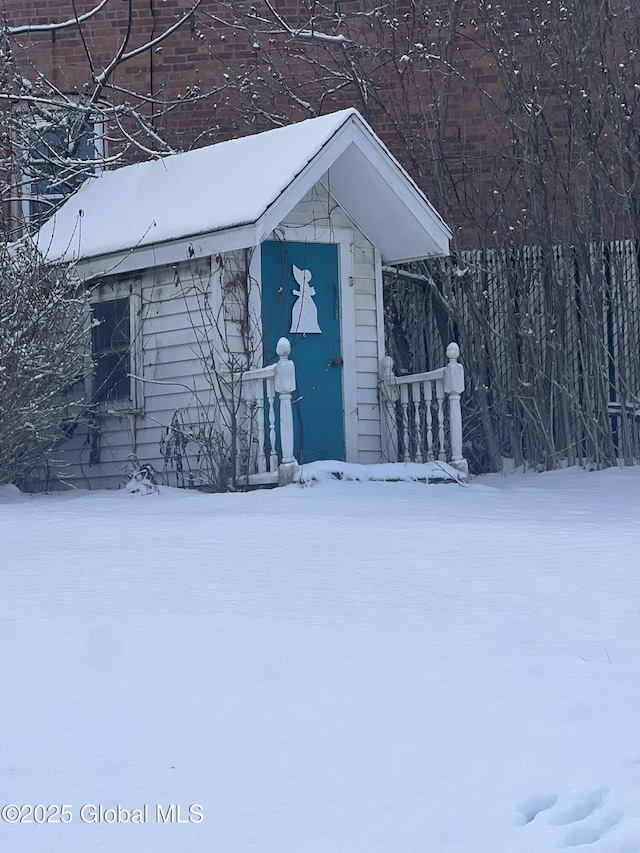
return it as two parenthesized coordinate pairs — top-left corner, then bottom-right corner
(379, 355), (400, 462)
(253, 377), (267, 474)
(274, 337), (299, 486)
(266, 375), (278, 474)
(443, 342), (469, 478)
(435, 378), (446, 461)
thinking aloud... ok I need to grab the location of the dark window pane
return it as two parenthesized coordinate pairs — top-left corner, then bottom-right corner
(92, 299), (129, 350)
(93, 352), (130, 402)
(28, 197), (57, 223)
(27, 113), (98, 228)
(91, 298), (130, 402)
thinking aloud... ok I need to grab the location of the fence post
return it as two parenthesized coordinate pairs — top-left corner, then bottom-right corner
(274, 337), (299, 486)
(443, 342), (469, 478)
(379, 355), (399, 462)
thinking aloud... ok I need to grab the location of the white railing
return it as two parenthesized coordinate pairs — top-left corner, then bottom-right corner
(238, 337), (468, 486)
(379, 342), (468, 477)
(238, 337), (299, 486)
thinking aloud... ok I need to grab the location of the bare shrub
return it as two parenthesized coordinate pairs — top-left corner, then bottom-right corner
(0, 243), (89, 485)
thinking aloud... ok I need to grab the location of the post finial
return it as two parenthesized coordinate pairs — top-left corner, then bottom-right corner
(276, 337), (291, 358)
(446, 342), (460, 361)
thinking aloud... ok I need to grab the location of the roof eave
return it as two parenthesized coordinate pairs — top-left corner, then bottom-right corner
(72, 222), (261, 280)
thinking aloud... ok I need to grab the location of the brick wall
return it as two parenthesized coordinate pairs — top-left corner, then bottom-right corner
(4, 0), (639, 247)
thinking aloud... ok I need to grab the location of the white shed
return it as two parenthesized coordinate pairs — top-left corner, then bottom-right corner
(35, 108), (466, 489)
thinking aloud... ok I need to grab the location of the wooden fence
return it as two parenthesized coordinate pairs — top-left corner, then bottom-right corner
(384, 240), (640, 472)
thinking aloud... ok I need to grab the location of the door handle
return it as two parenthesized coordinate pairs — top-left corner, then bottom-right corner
(329, 356), (343, 368)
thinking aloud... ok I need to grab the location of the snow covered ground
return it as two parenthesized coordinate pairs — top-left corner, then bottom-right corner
(2, 465), (640, 853)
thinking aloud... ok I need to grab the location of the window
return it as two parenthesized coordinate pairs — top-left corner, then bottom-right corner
(91, 298), (131, 403)
(89, 277), (142, 410)
(21, 111), (103, 229)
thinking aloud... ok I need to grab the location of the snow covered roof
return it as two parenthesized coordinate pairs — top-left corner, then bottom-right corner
(34, 108), (451, 273)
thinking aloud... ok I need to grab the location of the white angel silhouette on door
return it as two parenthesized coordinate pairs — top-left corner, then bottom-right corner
(290, 265), (322, 334)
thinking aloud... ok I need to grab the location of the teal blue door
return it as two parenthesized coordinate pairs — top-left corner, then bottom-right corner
(261, 240), (344, 463)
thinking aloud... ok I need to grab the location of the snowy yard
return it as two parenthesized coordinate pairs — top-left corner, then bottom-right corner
(2, 466), (640, 853)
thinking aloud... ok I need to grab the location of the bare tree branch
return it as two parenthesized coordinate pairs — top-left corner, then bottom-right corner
(6, 0), (109, 36)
